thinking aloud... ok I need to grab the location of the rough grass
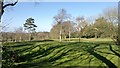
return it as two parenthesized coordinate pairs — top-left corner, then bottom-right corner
(2, 38), (120, 68)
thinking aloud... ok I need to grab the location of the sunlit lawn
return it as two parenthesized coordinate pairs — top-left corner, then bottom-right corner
(2, 38), (120, 68)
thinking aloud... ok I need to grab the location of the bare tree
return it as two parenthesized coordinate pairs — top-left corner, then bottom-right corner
(103, 7), (118, 24)
(0, 0), (18, 21)
(53, 8), (70, 42)
(62, 20), (74, 41)
(103, 7), (119, 45)
(14, 27), (24, 42)
(50, 24), (60, 39)
(76, 16), (87, 42)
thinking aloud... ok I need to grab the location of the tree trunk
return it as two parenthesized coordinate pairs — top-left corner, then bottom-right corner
(0, 0), (3, 21)
(79, 31), (81, 42)
(79, 36), (80, 42)
(118, 2), (120, 46)
(64, 35), (66, 40)
(20, 36), (22, 42)
(95, 32), (97, 38)
(118, 21), (120, 45)
(29, 33), (31, 41)
(59, 30), (62, 42)
(69, 30), (71, 42)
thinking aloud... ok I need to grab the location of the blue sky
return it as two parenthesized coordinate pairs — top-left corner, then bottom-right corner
(2, 2), (117, 32)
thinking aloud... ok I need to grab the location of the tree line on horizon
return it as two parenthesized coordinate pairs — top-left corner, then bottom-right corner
(50, 8), (117, 41)
(1, 7), (118, 42)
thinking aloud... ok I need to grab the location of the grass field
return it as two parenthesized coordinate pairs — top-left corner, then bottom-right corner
(2, 38), (120, 68)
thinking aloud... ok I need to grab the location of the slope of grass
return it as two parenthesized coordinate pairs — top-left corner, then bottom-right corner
(2, 38), (119, 68)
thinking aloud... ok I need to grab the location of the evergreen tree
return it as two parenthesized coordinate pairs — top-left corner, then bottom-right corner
(24, 18), (37, 41)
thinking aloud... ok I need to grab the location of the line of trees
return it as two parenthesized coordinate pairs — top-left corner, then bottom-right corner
(1, 27), (49, 42)
(50, 8), (118, 42)
(2, 7), (117, 42)
(1, 17), (49, 42)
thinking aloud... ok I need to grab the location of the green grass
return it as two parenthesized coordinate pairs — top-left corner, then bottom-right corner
(2, 38), (120, 68)
(69, 38), (113, 42)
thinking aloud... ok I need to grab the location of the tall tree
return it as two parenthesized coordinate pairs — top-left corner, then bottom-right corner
(50, 24), (60, 39)
(103, 7), (118, 24)
(76, 16), (87, 42)
(62, 20), (74, 41)
(24, 18), (37, 41)
(92, 17), (116, 38)
(53, 8), (70, 42)
(103, 7), (119, 45)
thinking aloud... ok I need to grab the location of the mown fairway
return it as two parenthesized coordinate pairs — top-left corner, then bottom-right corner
(2, 38), (120, 68)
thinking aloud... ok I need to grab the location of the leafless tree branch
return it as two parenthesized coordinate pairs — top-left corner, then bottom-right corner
(3, 0), (18, 9)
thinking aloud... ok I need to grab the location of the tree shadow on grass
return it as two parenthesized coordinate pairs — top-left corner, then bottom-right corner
(2, 43), (49, 63)
(11, 43), (35, 47)
(19, 42), (77, 62)
(5, 41), (118, 68)
(109, 44), (120, 58)
(5, 39), (54, 48)
(15, 42), (58, 55)
(54, 51), (88, 66)
(13, 42), (79, 67)
(48, 48), (72, 62)
(29, 39), (54, 43)
(14, 47), (71, 68)
(7, 42), (69, 62)
(85, 44), (117, 68)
